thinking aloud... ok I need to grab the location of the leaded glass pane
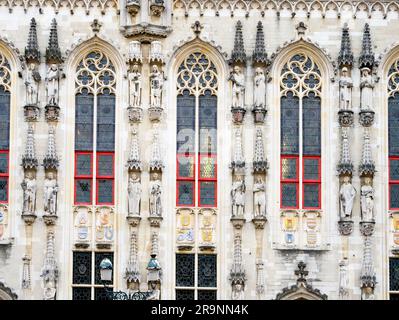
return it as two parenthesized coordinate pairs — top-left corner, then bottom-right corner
(199, 182), (216, 207)
(0, 177), (7, 202)
(198, 290), (217, 300)
(97, 93), (115, 152)
(390, 258), (399, 291)
(198, 254), (217, 287)
(97, 179), (113, 204)
(72, 287), (91, 300)
(0, 153), (7, 174)
(94, 287), (110, 300)
(177, 92), (195, 154)
(200, 156), (216, 179)
(302, 94), (321, 156)
(199, 92), (217, 154)
(177, 181), (194, 206)
(73, 252), (91, 284)
(390, 294), (399, 300)
(97, 154), (113, 177)
(391, 159), (399, 180)
(95, 252), (113, 285)
(75, 179), (91, 203)
(390, 184), (399, 209)
(0, 88), (10, 150)
(304, 183), (320, 208)
(281, 183), (298, 208)
(76, 154), (92, 176)
(389, 95), (399, 156)
(178, 155), (194, 178)
(176, 254), (195, 287)
(176, 289), (195, 300)
(281, 158), (297, 180)
(75, 92), (94, 151)
(304, 158), (319, 180)
(281, 93), (299, 155)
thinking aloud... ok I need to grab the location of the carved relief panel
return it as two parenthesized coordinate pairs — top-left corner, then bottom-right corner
(281, 211), (299, 247)
(176, 208), (195, 251)
(198, 209), (216, 251)
(303, 211), (321, 248)
(95, 206), (114, 248)
(73, 206), (92, 248)
(0, 205), (8, 240)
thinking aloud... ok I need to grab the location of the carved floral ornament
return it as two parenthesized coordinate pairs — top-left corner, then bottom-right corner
(0, 53), (11, 92)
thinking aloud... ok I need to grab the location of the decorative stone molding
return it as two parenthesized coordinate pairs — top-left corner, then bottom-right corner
(126, 215), (141, 227)
(128, 106), (143, 123)
(252, 216), (267, 230)
(360, 221), (375, 237)
(338, 110), (354, 127)
(43, 214), (58, 226)
(127, 0), (141, 16)
(359, 110), (375, 127)
(0, 281), (17, 300)
(128, 41), (143, 64)
(121, 24), (172, 40)
(338, 220), (354, 236)
(148, 216), (163, 228)
(230, 216), (246, 229)
(150, 0), (165, 17)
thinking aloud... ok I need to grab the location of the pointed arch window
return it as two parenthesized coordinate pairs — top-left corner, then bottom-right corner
(280, 53), (322, 209)
(74, 51), (116, 205)
(0, 53), (11, 204)
(176, 52), (218, 207)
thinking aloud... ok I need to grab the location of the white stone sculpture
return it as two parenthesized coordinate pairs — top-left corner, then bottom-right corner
(231, 281), (245, 300)
(253, 177), (266, 217)
(229, 65), (245, 109)
(339, 67), (353, 110)
(46, 64), (59, 106)
(128, 173), (141, 216)
(43, 172), (58, 215)
(360, 67), (374, 111)
(150, 65), (164, 108)
(360, 177), (374, 222)
(25, 63), (41, 106)
(231, 177), (246, 217)
(129, 64), (142, 107)
(339, 176), (356, 220)
(22, 172), (37, 214)
(149, 173), (162, 216)
(338, 259), (349, 299)
(253, 67), (266, 109)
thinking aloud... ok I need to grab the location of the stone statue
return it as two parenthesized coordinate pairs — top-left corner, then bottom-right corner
(150, 65), (164, 108)
(339, 176), (356, 220)
(231, 177), (246, 217)
(149, 173), (162, 216)
(129, 64), (142, 107)
(339, 67), (353, 110)
(25, 63), (41, 106)
(360, 67), (374, 111)
(229, 65), (245, 109)
(253, 67), (266, 109)
(231, 281), (244, 300)
(253, 177), (266, 217)
(44, 172), (58, 215)
(128, 173), (141, 216)
(360, 177), (374, 222)
(22, 172), (37, 214)
(46, 64), (59, 106)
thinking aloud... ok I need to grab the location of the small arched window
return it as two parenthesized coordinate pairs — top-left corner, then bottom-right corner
(280, 53), (322, 209)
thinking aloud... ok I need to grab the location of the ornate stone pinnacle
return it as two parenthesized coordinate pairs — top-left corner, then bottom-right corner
(252, 21), (268, 65)
(338, 23), (353, 69)
(359, 23), (375, 70)
(46, 19), (62, 64)
(125, 230), (140, 284)
(40, 230), (59, 299)
(255, 260), (265, 297)
(359, 128), (375, 177)
(25, 18), (40, 64)
(22, 255), (31, 289)
(127, 128), (142, 171)
(191, 21), (203, 37)
(149, 129), (164, 172)
(151, 232), (159, 257)
(90, 19), (102, 34)
(253, 128), (268, 173)
(295, 21), (307, 37)
(229, 233), (246, 283)
(360, 236), (376, 290)
(230, 127), (245, 171)
(22, 124), (38, 170)
(295, 261), (309, 285)
(42, 125), (59, 170)
(231, 21), (246, 65)
(337, 127), (354, 176)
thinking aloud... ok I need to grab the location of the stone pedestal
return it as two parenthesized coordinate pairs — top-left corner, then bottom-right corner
(338, 220), (354, 236)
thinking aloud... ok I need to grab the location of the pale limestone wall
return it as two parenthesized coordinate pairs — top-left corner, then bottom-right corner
(0, 0), (397, 300)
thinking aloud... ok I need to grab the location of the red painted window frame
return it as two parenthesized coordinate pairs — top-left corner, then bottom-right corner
(0, 150), (9, 204)
(74, 151), (93, 205)
(176, 153), (195, 207)
(198, 153), (217, 208)
(96, 152), (114, 205)
(302, 156), (321, 209)
(280, 155), (299, 209)
(389, 156), (399, 210)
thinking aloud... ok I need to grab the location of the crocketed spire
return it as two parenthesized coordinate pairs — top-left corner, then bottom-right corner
(22, 124), (38, 169)
(25, 18), (40, 63)
(255, 260), (264, 297)
(338, 23), (353, 69)
(149, 129), (164, 172)
(252, 21), (267, 65)
(42, 125), (59, 170)
(253, 128), (268, 173)
(231, 21), (246, 65)
(360, 236), (376, 290)
(359, 23), (375, 70)
(127, 128), (142, 171)
(41, 230), (59, 300)
(125, 230), (141, 284)
(229, 233), (246, 283)
(359, 128), (375, 177)
(147, 232), (162, 278)
(46, 19), (62, 64)
(231, 127), (245, 170)
(337, 127), (353, 175)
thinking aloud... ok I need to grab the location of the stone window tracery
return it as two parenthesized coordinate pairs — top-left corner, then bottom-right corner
(280, 53), (322, 209)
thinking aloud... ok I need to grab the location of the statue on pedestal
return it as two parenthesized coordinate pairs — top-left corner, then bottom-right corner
(22, 171), (37, 214)
(25, 63), (41, 106)
(44, 171), (58, 215)
(128, 173), (141, 216)
(339, 67), (353, 110)
(339, 176), (356, 220)
(129, 64), (142, 107)
(229, 66), (245, 109)
(253, 67), (266, 109)
(46, 64), (59, 106)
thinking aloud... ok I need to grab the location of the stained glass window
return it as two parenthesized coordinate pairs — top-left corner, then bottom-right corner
(281, 93), (299, 155)
(198, 254), (217, 287)
(390, 258), (399, 292)
(97, 93), (115, 152)
(177, 181), (194, 206)
(72, 287), (91, 300)
(303, 94), (321, 156)
(72, 252), (91, 284)
(176, 289), (195, 300)
(75, 180), (91, 204)
(176, 254), (195, 287)
(0, 88), (10, 150)
(0, 177), (7, 202)
(281, 183), (298, 208)
(199, 182), (216, 207)
(198, 290), (217, 300)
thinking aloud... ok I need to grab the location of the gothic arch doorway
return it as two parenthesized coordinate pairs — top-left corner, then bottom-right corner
(275, 261), (328, 300)
(0, 282), (17, 300)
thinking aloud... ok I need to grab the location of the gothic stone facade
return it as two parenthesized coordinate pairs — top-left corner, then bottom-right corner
(1, 0), (399, 300)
